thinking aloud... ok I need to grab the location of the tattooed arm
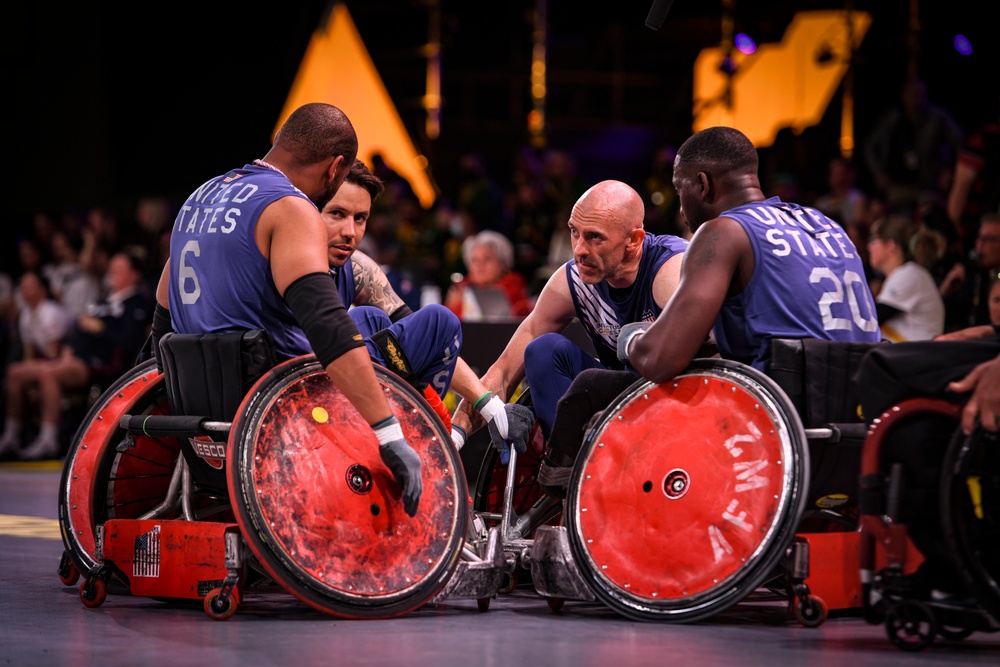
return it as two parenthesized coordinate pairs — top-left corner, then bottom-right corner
(351, 251), (408, 316)
(628, 216), (752, 383)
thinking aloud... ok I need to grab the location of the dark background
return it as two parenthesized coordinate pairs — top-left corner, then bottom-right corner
(4, 0), (997, 250)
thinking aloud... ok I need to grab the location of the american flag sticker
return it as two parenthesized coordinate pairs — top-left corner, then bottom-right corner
(133, 525), (161, 577)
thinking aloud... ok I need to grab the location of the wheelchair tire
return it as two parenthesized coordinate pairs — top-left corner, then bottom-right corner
(941, 424), (1000, 620)
(227, 355), (468, 619)
(565, 358), (810, 623)
(58, 359), (182, 577)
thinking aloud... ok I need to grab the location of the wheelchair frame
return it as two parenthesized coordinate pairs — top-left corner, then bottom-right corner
(60, 350), (508, 619)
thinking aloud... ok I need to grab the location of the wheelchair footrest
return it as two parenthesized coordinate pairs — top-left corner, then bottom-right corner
(98, 519), (243, 601)
(431, 526), (508, 603)
(528, 526), (596, 602)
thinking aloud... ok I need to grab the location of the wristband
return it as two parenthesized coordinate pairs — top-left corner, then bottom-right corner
(372, 415), (404, 445)
(473, 391), (494, 411)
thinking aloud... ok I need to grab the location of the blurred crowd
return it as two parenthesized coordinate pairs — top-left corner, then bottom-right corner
(1, 75), (998, 460)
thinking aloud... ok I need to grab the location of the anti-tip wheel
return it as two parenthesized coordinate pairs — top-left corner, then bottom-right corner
(204, 587), (238, 621)
(795, 594), (828, 627)
(79, 578), (107, 608)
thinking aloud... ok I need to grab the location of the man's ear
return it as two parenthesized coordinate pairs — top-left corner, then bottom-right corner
(697, 171), (713, 202)
(629, 228), (646, 249)
(327, 155), (346, 182)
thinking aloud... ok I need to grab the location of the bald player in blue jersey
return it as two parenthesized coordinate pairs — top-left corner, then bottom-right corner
(152, 103), (425, 516)
(540, 126), (881, 495)
(451, 180), (689, 454)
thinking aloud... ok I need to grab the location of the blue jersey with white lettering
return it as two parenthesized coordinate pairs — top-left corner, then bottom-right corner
(566, 233), (688, 368)
(714, 197), (880, 369)
(167, 163), (315, 358)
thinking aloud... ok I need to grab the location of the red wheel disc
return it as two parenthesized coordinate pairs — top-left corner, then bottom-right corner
(574, 374), (792, 600)
(233, 363), (464, 604)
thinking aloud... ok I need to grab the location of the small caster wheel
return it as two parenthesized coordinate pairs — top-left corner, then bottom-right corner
(58, 554), (80, 586)
(477, 597), (491, 612)
(886, 600), (937, 651)
(499, 571), (518, 595)
(79, 578), (107, 608)
(547, 597), (565, 612)
(204, 587), (238, 621)
(795, 594), (828, 627)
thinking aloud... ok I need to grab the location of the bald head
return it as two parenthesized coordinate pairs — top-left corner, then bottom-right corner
(568, 180), (647, 287)
(571, 180), (645, 236)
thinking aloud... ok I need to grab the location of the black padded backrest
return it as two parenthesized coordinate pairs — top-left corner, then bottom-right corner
(766, 338), (886, 428)
(158, 330), (276, 421)
(767, 337), (888, 510)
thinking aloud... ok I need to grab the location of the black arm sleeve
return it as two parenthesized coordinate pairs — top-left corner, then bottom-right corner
(389, 304), (414, 323)
(875, 302), (903, 323)
(284, 272), (365, 368)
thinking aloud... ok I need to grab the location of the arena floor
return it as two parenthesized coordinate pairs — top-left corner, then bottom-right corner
(1, 463), (998, 667)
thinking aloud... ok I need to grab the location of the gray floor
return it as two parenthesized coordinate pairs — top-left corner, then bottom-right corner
(1, 463), (998, 667)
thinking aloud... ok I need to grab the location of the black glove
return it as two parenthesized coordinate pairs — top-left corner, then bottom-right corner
(379, 439), (423, 517)
(486, 402), (535, 465)
(617, 321), (652, 364)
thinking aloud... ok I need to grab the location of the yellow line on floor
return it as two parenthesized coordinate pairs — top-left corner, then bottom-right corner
(0, 514), (62, 540)
(0, 460), (63, 471)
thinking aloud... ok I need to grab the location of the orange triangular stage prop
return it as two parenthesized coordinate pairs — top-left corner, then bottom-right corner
(276, 2), (437, 208)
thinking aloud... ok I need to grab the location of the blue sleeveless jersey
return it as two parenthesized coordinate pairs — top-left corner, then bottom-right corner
(167, 164), (316, 358)
(566, 233), (688, 368)
(715, 197), (880, 369)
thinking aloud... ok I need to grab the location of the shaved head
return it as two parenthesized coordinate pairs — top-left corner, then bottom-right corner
(567, 180), (647, 287)
(571, 180), (645, 237)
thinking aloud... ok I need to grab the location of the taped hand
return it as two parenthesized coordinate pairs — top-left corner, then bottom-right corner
(481, 395), (535, 465)
(617, 321), (652, 364)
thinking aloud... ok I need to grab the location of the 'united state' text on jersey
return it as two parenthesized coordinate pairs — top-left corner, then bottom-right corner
(715, 197), (880, 369)
(167, 164), (317, 359)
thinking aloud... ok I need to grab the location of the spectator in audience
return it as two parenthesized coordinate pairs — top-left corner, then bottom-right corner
(509, 174), (559, 294)
(444, 230), (534, 320)
(42, 230), (101, 318)
(813, 155), (870, 236)
(456, 151), (508, 236)
(0, 271), (72, 459)
(947, 94), (1000, 243)
(867, 213), (945, 341)
(940, 212), (1000, 331)
(864, 76), (964, 216)
(989, 274), (1000, 327)
(0, 252), (151, 460)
